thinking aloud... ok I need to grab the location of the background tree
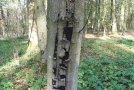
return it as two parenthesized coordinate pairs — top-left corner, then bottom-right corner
(34, 0), (47, 62)
(27, 0), (38, 47)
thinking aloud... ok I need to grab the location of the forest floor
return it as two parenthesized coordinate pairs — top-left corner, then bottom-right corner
(0, 36), (47, 90)
(0, 30), (134, 89)
(78, 30), (134, 89)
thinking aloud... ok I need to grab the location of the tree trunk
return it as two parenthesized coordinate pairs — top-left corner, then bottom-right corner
(34, 0), (47, 71)
(34, 0), (47, 52)
(103, 0), (107, 37)
(131, 12), (134, 28)
(112, 0), (117, 34)
(0, 6), (6, 37)
(120, 0), (126, 34)
(27, 0), (38, 46)
(93, 0), (98, 32)
(46, 0), (84, 90)
(17, 0), (23, 37)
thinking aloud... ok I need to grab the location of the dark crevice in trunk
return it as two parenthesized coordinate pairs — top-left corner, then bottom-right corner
(52, 0), (75, 89)
(63, 27), (73, 41)
(53, 32), (58, 60)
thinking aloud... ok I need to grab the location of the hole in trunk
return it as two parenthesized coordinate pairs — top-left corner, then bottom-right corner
(63, 27), (73, 41)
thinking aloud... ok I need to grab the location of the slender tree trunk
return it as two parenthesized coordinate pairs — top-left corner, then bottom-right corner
(18, 0), (26, 36)
(17, 0), (22, 36)
(112, 0), (117, 34)
(103, 0), (107, 37)
(93, 0), (98, 32)
(47, 0), (84, 90)
(0, 6), (6, 37)
(6, 8), (9, 37)
(120, 1), (126, 35)
(97, 0), (101, 32)
(131, 12), (134, 28)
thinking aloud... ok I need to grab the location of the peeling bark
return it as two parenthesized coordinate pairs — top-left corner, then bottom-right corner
(47, 0), (84, 90)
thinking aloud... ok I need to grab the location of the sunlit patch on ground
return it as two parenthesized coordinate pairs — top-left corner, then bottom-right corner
(85, 34), (96, 39)
(116, 44), (134, 53)
(85, 30), (134, 40)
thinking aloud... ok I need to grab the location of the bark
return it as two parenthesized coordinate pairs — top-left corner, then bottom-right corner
(93, 0), (98, 32)
(35, 0), (47, 51)
(34, 0), (47, 51)
(120, 1), (126, 34)
(34, 0), (47, 70)
(47, 0), (84, 90)
(17, 0), (23, 36)
(0, 6), (6, 37)
(112, 0), (117, 34)
(131, 12), (134, 28)
(18, 0), (27, 36)
(103, 0), (107, 37)
(66, 1), (84, 90)
(27, 0), (38, 46)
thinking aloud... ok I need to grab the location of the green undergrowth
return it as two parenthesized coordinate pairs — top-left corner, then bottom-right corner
(1, 36), (134, 89)
(0, 36), (47, 90)
(78, 37), (134, 89)
(117, 38), (134, 47)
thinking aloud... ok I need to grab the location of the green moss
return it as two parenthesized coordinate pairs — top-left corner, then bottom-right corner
(41, 62), (47, 73)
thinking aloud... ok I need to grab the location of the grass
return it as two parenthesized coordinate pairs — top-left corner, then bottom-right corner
(78, 35), (134, 89)
(0, 36), (47, 90)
